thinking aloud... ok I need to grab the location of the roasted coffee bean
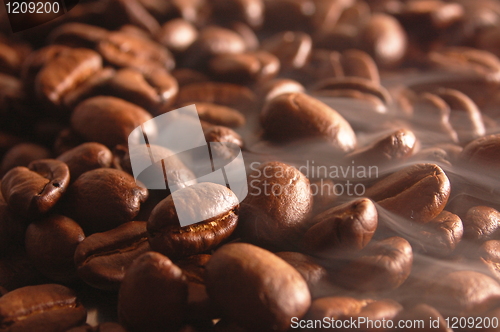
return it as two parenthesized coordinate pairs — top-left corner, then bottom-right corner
(71, 96), (155, 148)
(49, 23), (109, 49)
(230, 22), (260, 51)
(261, 31), (312, 71)
(344, 129), (416, 166)
(181, 102), (245, 128)
(365, 163), (451, 223)
(155, 19), (198, 54)
(463, 206), (500, 241)
(261, 92), (357, 153)
(35, 48), (102, 108)
(176, 82), (256, 111)
(428, 47), (500, 81)
(360, 13), (407, 68)
(212, 0), (264, 28)
(64, 168), (148, 234)
(206, 243), (311, 332)
(305, 297), (403, 330)
(105, 0), (160, 36)
(57, 142), (113, 181)
(478, 240), (500, 283)
(335, 236), (413, 292)
(341, 49), (381, 84)
(302, 198), (378, 255)
(106, 68), (178, 111)
(240, 161), (312, 248)
(148, 182), (239, 258)
(98, 32), (175, 74)
(1, 159), (69, 219)
(0, 284), (87, 332)
(209, 51), (280, 84)
(25, 215), (84, 283)
(423, 270), (500, 316)
(393, 304), (451, 332)
(460, 133), (500, 175)
(118, 252), (188, 332)
(0, 143), (51, 176)
(75, 221), (151, 291)
(258, 78), (305, 103)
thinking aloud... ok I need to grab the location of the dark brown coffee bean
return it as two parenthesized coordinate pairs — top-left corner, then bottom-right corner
(106, 68), (178, 111)
(341, 49), (381, 84)
(305, 297), (403, 329)
(155, 19), (198, 53)
(212, 0), (264, 28)
(261, 31), (312, 71)
(258, 78), (305, 103)
(118, 252), (188, 332)
(0, 284), (87, 332)
(176, 82), (256, 111)
(62, 67), (116, 109)
(423, 270), (500, 317)
(0, 143), (51, 176)
(25, 215), (84, 283)
(302, 198), (378, 255)
(460, 133), (500, 175)
(335, 236), (413, 292)
(344, 129), (416, 166)
(360, 13), (407, 68)
(365, 163), (451, 223)
(241, 161), (312, 248)
(75, 221), (151, 291)
(206, 243), (311, 332)
(49, 23), (109, 49)
(148, 182), (239, 258)
(57, 142), (113, 181)
(261, 92), (357, 153)
(463, 206), (500, 241)
(71, 96), (154, 148)
(393, 304), (451, 332)
(35, 48), (103, 107)
(1, 159), (69, 219)
(180, 102), (245, 128)
(64, 168), (148, 234)
(98, 32), (175, 74)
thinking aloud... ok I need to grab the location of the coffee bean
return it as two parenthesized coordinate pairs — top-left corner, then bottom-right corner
(75, 221), (151, 291)
(49, 23), (109, 49)
(341, 49), (381, 84)
(0, 284), (87, 332)
(62, 68), (116, 109)
(35, 48), (103, 107)
(25, 215), (84, 283)
(240, 161), (312, 248)
(261, 92), (357, 153)
(365, 163), (451, 223)
(230, 22), (260, 51)
(180, 102), (245, 128)
(118, 252), (188, 332)
(212, 0), (264, 28)
(206, 243), (311, 332)
(258, 78), (305, 103)
(478, 240), (500, 284)
(261, 31), (312, 71)
(334, 236), (413, 292)
(57, 142), (113, 182)
(148, 182), (239, 258)
(460, 133), (500, 175)
(463, 206), (500, 241)
(1, 159), (69, 219)
(302, 198), (378, 255)
(105, 0), (160, 36)
(71, 96), (155, 149)
(63, 168), (148, 234)
(155, 19), (198, 54)
(0, 143), (51, 177)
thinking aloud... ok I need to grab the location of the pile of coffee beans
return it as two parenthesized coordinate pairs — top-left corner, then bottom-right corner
(1, 0), (500, 331)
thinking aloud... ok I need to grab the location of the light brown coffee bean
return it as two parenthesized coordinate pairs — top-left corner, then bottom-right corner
(155, 19), (198, 53)
(206, 243), (311, 332)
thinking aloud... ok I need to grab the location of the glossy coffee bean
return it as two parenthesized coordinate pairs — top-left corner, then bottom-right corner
(241, 161), (312, 248)
(365, 163), (451, 223)
(75, 221), (151, 291)
(463, 206), (500, 241)
(71, 96), (155, 148)
(261, 31), (312, 71)
(35, 48), (102, 107)
(206, 243), (311, 332)
(25, 215), (84, 283)
(64, 168), (148, 234)
(0, 143), (51, 176)
(261, 92), (357, 153)
(335, 236), (413, 292)
(302, 198), (378, 255)
(156, 19), (198, 54)
(1, 159), (69, 219)
(258, 78), (305, 103)
(460, 133), (500, 175)
(57, 142), (113, 181)
(0, 284), (87, 332)
(148, 182), (239, 258)
(118, 252), (188, 332)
